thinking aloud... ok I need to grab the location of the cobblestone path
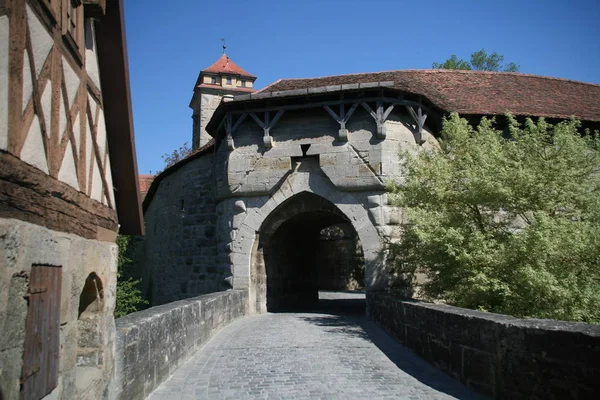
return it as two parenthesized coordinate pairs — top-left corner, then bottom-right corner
(147, 293), (482, 400)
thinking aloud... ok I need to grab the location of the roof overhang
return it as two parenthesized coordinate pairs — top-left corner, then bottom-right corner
(205, 81), (444, 142)
(95, 0), (144, 235)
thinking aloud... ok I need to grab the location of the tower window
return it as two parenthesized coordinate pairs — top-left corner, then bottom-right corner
(211, 76), (217, 84)
(241, 80), (246, 87)
(226, 77), (232, 85)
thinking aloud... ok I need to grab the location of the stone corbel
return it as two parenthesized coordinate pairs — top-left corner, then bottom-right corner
(361, 100), (394, 139)
(224, 112), (247, 151)
(323, 103), (360, 142)
(405, 105), (427, 145)
(249, 110), (285, 149)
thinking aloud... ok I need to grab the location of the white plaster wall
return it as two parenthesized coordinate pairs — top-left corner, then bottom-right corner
(26, 4), (53, 80)
(58, 145), (80, 191)
(0, 15), (9, 150)
(91, 156), (103, 202)
(62, 55), (79, 108)
(84, 20), (101, 89)
(20, 114), (49, 173)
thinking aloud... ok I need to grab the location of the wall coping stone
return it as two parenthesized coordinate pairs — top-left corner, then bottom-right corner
(367, 291), (600, 399)
(113, 290), (248, 400)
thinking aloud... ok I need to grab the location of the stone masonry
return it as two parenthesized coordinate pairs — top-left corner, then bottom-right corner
(142, 84), (437, 313)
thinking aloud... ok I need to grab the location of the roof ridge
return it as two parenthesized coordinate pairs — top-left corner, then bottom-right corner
(255, 78), (283, 93)
(201, 54), (256, 78)
(262, 69), (600, 88)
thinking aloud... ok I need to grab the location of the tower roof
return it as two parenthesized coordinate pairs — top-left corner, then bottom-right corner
(202, 54), (256, 78)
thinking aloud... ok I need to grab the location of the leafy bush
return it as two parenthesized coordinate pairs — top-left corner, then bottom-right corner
(115, 235), (148, 318)
(387, 113), (600, 323)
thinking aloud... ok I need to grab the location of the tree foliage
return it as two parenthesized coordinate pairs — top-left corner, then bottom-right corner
(433, 49), (519, 72)
(387, 113), (600, 323)
(161, 141), (194, 170)
(115, 235), (148, 318)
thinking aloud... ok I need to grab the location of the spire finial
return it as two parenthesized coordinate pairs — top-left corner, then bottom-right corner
(220, 38), (227, 55)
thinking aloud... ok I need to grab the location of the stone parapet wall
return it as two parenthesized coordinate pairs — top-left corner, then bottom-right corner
(114, 290), (248, 400)
(366, 292), (600, 399)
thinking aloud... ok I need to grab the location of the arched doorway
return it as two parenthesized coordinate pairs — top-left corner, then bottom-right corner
(75, 273), (104, 395)
(251, 192), (365, 312)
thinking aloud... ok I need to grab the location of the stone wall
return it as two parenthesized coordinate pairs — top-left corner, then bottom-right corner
(114, 290), (248, 400)
(0, 218), (118, 400)
(143, 154), (223, 306)
(143, 98), (438, 309)
(366, 292), (600, 399)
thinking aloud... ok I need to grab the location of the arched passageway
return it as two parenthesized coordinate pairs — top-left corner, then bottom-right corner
(252, 192), (365, 312)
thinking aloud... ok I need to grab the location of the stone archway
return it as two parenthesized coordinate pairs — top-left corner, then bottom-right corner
(251, 191), (365, 312)
(226, 157), (385, 314)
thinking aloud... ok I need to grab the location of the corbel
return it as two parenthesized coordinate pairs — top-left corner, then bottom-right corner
(361, 100), (395, 139)
(405, 105), (427, 144)
(249, 109), (285, 148)
(322, 102), (360, 141)
(224, 112), (247, 150)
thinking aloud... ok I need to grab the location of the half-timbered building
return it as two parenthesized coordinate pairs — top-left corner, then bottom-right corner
(0, 0), (142, 398)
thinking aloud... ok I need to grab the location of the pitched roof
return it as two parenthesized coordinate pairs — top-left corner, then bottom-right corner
(258, 70), (600, 122)
(95, 0), (144, 235)
(202, 54), (256, 78)
(138, 174), (155, 200)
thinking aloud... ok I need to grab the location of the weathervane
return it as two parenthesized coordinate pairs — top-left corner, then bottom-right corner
(220, 38), (227, 54)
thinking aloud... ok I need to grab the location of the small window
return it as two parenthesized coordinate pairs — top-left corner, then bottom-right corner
(241, 80), (246, 87)
(226, 77), (232, 85)
(211, 76), (217, 84)
(62, 0), (84, 58)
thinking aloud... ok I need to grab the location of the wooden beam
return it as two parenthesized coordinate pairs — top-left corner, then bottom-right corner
(231, 113), (247, 133)
(249, 112), (265, 129)
(323, 105), (340, 122)
(269, 109), (285, 129)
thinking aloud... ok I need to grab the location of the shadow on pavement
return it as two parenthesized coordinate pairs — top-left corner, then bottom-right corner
(288, 291), (485, 400)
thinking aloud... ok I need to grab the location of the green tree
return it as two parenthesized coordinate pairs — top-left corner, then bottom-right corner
(433, 49), (519, 72)
(387, 113), (600, 323)
(115, 235), (148, 318)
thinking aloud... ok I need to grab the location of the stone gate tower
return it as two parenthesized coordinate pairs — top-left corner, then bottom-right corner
(190, 54), (257, 149)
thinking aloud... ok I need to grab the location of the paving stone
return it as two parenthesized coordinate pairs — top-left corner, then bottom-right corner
(147, 294), (484, 399)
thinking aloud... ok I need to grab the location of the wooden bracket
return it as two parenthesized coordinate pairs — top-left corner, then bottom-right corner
(405, 105), (427, 144)
(224, 112), (247, 150)
(249, 110), (285, 148)
(361, 101), (394, 139)
(323, 102), (360, 141)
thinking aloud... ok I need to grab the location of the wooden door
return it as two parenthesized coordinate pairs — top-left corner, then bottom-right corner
(20, 265), (62, 400)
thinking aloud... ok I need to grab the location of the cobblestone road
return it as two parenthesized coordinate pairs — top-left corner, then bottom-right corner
(147, 292), (483, 400)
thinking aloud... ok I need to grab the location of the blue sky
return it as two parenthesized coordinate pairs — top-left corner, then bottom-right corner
(124, 0), (600, 175)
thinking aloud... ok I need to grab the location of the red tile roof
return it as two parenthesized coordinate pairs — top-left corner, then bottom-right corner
(202, 54), (256, 78)
(138, 174), (155, 200)
(258, 70), (600, 122)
